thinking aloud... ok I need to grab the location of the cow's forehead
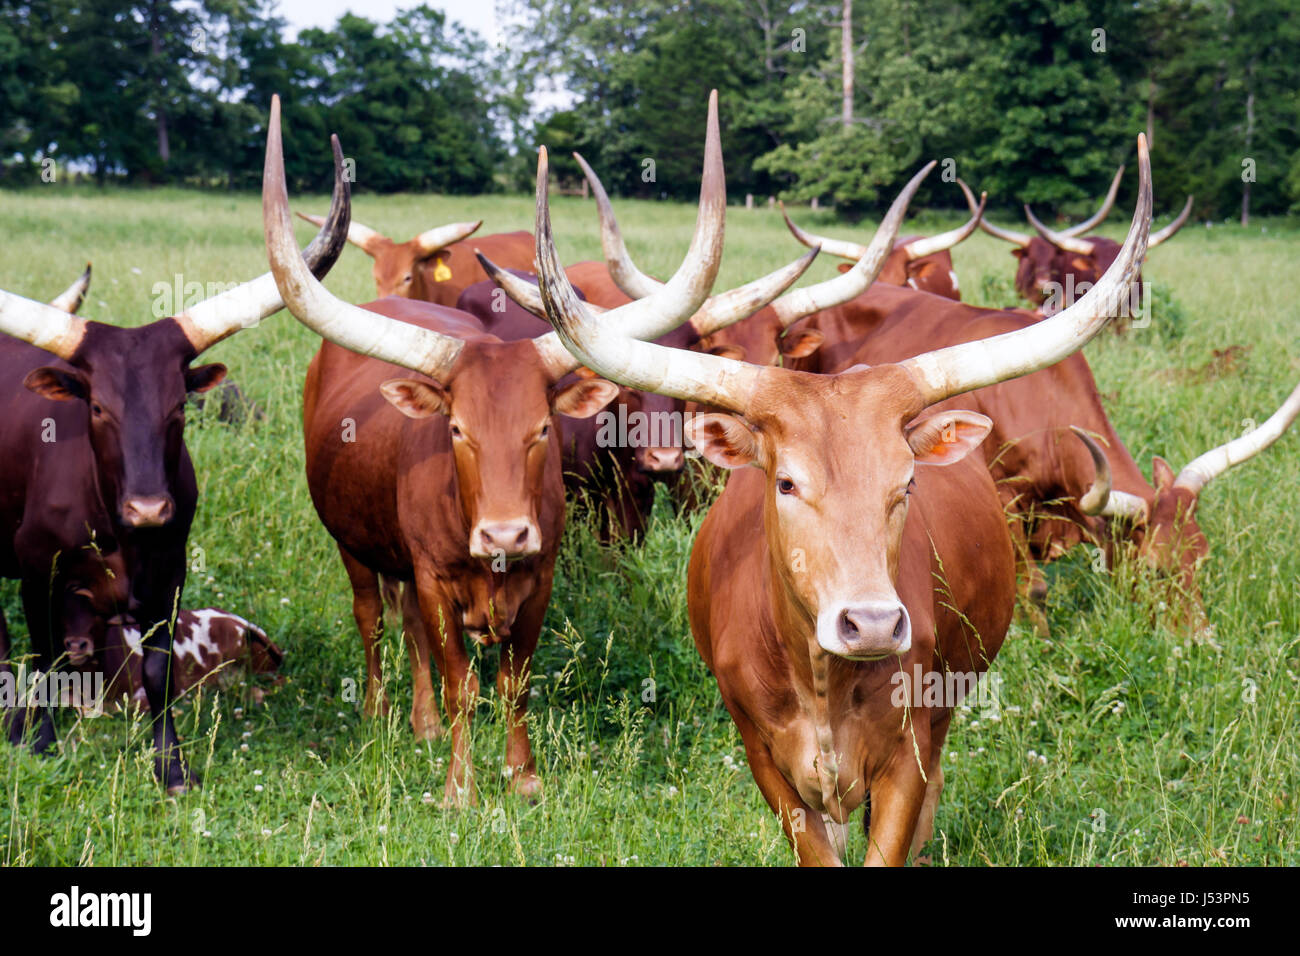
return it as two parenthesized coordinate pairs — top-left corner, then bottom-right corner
(447, 339), (554, 411)
(751, 364), (924, 436)
(73, 318), (195, 382)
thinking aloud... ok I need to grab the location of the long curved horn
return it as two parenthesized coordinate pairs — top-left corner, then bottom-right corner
(296, 212), (386, 251)
(768, 163), (935, 327)
(959, 178), (1031, 247)
(779, 202), (874, 261)
(0, 283), (89, 359)
(1173, 379), (1300, 495)
(781, 194), (984, 263)
(899, 197), (985, 260)
(535, 148), (761, 413)
(900, 134), (1152, 406)
(179, 134), (352, 355)
(478, 246), (819, 339)
(1070, 426), (1112, 516)
(49, 263), (92, 314)
(1059, 165), (1124, 237)
(262, 95), (465, 380)
(414, 220), (483, 256)
(1024, 204), (1097, 256)
(574, 152), (663, 299)
(518, 90), (732, 377)
(1102, 491), (1150, 523)
(1148, 195), (1193, 249)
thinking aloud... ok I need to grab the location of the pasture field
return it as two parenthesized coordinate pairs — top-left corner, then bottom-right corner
(1, 183), (1298, 866)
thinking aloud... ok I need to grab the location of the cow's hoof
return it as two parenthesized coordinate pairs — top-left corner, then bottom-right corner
(441, 779), (477, 810)
(166, 780), (199, 797)
(509, 772), (543, 803)
(411, 714), (446, 742)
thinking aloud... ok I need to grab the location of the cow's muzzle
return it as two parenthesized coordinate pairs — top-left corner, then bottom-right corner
(64, 635), (95, 666)
(121, 495), (175, 528)
(469, 519), (541, 560)
(637, 446), (685, 474)
(817, 600), (912, 660)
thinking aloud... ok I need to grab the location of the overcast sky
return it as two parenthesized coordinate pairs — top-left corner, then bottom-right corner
(275, 0), (506, 44)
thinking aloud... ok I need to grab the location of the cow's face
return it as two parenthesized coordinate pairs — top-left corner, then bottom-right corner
(1012, 239), (1060, 306)
(686, 365), (990, 660)
(23, 321), (225, 529)
(367, 240), (463, 301)
(906, 256), (960, 299)
(1131, 457), (1210, 611)
(379, 341), (617, 560)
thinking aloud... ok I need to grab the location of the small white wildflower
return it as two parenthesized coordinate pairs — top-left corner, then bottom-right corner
(422, 792), (434, 805)
(253, 769), (263, 776)
(254, 784), (264, 793)
(378, 825), (388, 835)
(261, 828), (272, 837)
(280, 597), (290, 606)
(449, 831), (460, 845)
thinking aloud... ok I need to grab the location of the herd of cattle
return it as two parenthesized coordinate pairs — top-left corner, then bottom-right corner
(2, 91), (1297, 865)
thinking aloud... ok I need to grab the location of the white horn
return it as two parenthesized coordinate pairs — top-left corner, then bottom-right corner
(959, 178), (1031, 247)
(1070, 426), (1113, 516)
(1059, 165), (1124, 237)
(1174, 379), (1300, 495)
(414, 220), (483, 256)
(1148, 195), (1194, 249)
(297, 211), (386, 252)
(901, 134), (1152, 406)
(1025, 203), (1097, 256)
(262, 95), (465, 380)
(48, 263), (91, 314)
(574, 152), (664, 300)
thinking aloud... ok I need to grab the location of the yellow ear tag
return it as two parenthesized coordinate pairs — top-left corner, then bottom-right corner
(433, 259), (453, 282)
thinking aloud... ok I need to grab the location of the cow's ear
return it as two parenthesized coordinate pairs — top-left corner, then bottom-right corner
(380, 378), (450, 419)
(686, 413), (760, 469)
(1012, 249), (1027, 259)
(780, 328), (824, 359)
(1070, 257), (1093, 271)
(906, 410), (992, 466)
(24, 366), (89, 402)
(836, 263), (852, 274)
(552, 377), (618, 418)
(185, 363), (227, 394)
(708, 344), (747, 361)
(1151, 455), (1176, 489)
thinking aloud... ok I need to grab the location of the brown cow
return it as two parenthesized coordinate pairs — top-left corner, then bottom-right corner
(530, 135), (1153, 864)
(961, 174), (1192, 313)
(296, 212), (534, 306)
(788, 285), (1300, 636)
(263, 92), (804, 804)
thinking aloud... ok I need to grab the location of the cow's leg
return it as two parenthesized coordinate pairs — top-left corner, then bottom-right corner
(397, 579), (443, 740)
(497, 584), (548, 800)
(414, 567), (477, 808)
(732, 709), (842, 866)
(129, 562), (194, 794)
(909, 713), (952, 861)
(339, 547), (389, 720)
(863, 724), (931, 867)
(11, 579), (59, 753)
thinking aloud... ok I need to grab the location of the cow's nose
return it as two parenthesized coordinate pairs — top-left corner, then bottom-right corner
(64, 636), (94, 665)
(121, 495), (174, 527)
(819, 601), (911, 659)
(470, 519), (541, 560)
(639, 447), (684, 473)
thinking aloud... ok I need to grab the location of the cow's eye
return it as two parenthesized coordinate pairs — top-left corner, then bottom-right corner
(449, 424), (463, 439)
(907, 478), (916, 495)
(777, 477), (796, 496)
(90, 403), (103, 417)
(539, 423), (550, 439)
(402, 274), (412, 284)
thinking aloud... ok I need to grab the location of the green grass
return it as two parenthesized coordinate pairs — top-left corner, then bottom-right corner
(1, 183), (1298, 865)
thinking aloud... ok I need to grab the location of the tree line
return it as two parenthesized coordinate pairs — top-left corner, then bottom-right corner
(2, 0), (1297, 220)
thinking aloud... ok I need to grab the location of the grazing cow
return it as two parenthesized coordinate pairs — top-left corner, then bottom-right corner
(0, 137), (350, 792)
(960, 173), (1192, 313)
(530, 135), (1154, 864)
(263, 92), (806, 803)
(295, 212), (534, 307)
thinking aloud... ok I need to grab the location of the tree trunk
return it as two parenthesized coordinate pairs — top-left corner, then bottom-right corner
(149, 1), (170, 166)
(841, 0), (853, 128)
(1146, 72), (1156, 149)
(1241, 85), (1254, 227)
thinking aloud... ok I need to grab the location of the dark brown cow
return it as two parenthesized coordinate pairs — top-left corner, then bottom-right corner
(263, 92), (805, 804)
(961, 174), (1193, 313)
(0, 143), (349, 792)
(531, 135), (1154, 864)
(296, 211), (534, 306)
